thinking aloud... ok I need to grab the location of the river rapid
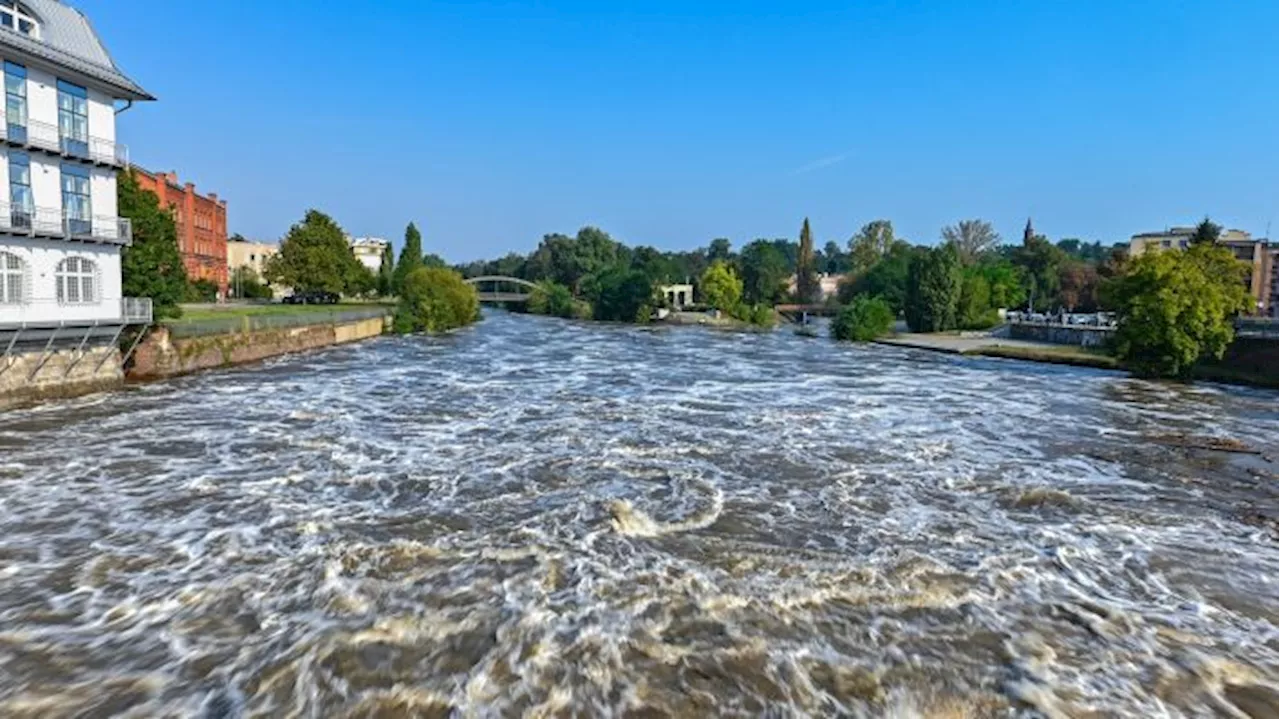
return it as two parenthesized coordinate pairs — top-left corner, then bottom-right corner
(0, 311), (1276, 717)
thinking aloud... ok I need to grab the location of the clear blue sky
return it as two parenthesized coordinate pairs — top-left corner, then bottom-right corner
(84, 0), (1277, 261)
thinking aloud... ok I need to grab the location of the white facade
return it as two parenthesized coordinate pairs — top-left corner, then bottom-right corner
(350, 236), (389, 275)
(0, 0), (152, 329)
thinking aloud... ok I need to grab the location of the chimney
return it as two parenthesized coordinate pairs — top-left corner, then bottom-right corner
(207, 192), (217, 201)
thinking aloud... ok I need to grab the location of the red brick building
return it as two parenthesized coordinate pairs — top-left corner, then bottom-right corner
(133, 168), (228, 297)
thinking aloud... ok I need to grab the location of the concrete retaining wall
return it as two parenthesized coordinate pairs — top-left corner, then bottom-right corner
(1009, 323), (1114, 347)
(0, 345), (124, 411)
(129, 316), (386, 380)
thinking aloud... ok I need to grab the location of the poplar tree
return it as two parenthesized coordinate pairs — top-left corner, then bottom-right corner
(393, 222), (424, 295)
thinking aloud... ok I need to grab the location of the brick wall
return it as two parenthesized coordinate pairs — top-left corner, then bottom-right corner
(133, 168), (229, 297)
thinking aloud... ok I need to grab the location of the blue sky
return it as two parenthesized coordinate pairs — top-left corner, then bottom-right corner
(84, 0), (1277, 261)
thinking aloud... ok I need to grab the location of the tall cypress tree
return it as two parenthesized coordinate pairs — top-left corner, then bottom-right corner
(796, 217), (818, 303)
(377, 241), (395, 296)
(393, 222), (424, 295)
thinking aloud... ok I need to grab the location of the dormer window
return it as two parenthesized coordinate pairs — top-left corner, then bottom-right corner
(0, 1), (38, 38)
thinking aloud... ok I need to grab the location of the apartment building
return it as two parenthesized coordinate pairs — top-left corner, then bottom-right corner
(1128, 226), (1276, 315)
(133, 167), (228, 297)
(0, 0), (152, 330)
(226, 235), (277, 279)
(350, 236), (388, 275)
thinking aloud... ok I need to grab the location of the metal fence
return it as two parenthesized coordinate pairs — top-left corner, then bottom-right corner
(162, 306), (390, 339)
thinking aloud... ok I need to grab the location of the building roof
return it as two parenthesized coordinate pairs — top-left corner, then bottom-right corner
(0, 0), (153, 100)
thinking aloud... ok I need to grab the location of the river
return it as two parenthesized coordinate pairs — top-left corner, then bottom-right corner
(0, 311), (1276, 717)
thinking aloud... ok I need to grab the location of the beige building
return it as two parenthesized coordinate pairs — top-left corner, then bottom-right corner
(661, 283), (694, 308)
(227, 237), (277, 278)
(786, 273), (843, 302)
(1129, 226), (1275, 315)
(349, 237), (389, 275)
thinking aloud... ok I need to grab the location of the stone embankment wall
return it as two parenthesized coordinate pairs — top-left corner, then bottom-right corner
(129, 316), (386, 380)
(1009, 323), (1114, 347)
(0, 346), (123, 411)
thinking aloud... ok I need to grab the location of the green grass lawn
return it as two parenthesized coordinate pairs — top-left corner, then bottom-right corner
(172, 302), (393, 322)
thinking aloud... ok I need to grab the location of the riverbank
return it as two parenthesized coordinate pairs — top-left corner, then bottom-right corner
(129, 310), (389, 380)
(877, 333), (1277, 388)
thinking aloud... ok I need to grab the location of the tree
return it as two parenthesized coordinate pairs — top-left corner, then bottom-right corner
(1011, 235), (1067, 311)
(979, 260), (1026, 310)
(956, 269), (996, 329)
(1057, 261), (1099, 312)
(630, 245), (677, 284)
(941, 219), (1000, 265)
(376, 242), (395, 296)
(700, 260), (743, 313)
(527, 280), (589, 319)
(737, 240), (788, 305)
(831, 295), (895, 342)
(392, 266), (480, 333)
(586, 266), (654, 322)
(822, 240), (850, 274)
(393, 222), (424, 294)
(904, 243), (962, 332)
(708, 238), (733, 263)
(849, 220), (897, 275)
(1188, 216), (1222, 246)
(795, 218), (819, 303)
(840, 240), (916, 314)
(1103, 243), (1250, 378)
(229, 266), (273, 300)
(264, 210), (363, 295)
(118, 169), (187, 319)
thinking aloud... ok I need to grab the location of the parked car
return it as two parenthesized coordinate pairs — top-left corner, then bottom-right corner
(283, 290), (339, 305)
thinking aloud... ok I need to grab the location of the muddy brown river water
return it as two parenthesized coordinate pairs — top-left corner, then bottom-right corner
(0, 311), (1276, 717)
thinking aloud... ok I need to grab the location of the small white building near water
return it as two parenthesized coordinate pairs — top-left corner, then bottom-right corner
(786, 273), (843, 302)
(349, 236), (388, 275)
(661, 283), (694, 308)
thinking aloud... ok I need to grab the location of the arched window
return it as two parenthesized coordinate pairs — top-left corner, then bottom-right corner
(0, 1), (39, 37)
(55, 256), (96, 304)
(0, 250), (23, 304)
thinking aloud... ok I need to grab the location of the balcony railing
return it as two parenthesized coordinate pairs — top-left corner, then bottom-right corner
(0, 296), (152, 328)
(0, 117), (128, 167)
(0, 201), (131, 244)
(122, 297), (152, 324)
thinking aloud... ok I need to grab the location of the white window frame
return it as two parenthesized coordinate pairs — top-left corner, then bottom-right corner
(0, 249), (24, 304)
(0, 2), (39, 38)
(55, 255), (97, 305)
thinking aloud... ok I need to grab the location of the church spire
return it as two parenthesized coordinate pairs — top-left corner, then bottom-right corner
(1023, 217), (1035, 245)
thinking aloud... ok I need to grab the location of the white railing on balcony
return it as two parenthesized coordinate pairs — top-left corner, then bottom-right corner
(0, 297), (150, 327)
(0, 201), (131, 244)
(121, 297), (152, 324)
(0, 118), (128, 167)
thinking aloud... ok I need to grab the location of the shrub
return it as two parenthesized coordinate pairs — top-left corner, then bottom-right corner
(183, 278), (219, 303)
(700, 261), (743, 313)
(392, 266), (480, 333)
(832, 294), (895, 342)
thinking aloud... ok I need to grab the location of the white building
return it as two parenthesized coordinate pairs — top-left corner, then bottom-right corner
(0, 0), (153, 331)
(349, 236), (389, 275)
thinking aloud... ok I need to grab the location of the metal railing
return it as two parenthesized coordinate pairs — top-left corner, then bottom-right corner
(0, 296), (149, 327)
(0, 117), (128, 166)
(121, 297), (152, 324)
(162, 306), (390, 339)
(0, 201), (131, 244)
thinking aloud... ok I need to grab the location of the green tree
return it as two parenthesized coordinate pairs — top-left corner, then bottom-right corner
(795, 218), (819, 303)
(264, 210), (363, 295)
(392, 266), (480, 333)
(940, 219), (1000, 265)
(848, 220), (897, 275)
(230, 266), (273, 299)
(1011, 235), (1066, 311)
(393, 222), (425, 294)
(956, 269), (996, 329)
(527, 280), (589, 319)
(904, 243), (962, 332)
(979, 260), (1027, 310)
(822, 240), (850, 274)
(708, 238), (733, 263)
(737, 240), (788, 305)
(587, 266), (655, 322)
(1104, 243), (1250, 378)
(831, 294), (895, 341)
(1188, 216), (1222, 246)
(840, 240), (916, 314)
(118, 169), (187, 319)
(183, 279), (219, 303)
(700, 260), (743, 312)
(630, 245), (677, 284)
(377, 241), (395, 296)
